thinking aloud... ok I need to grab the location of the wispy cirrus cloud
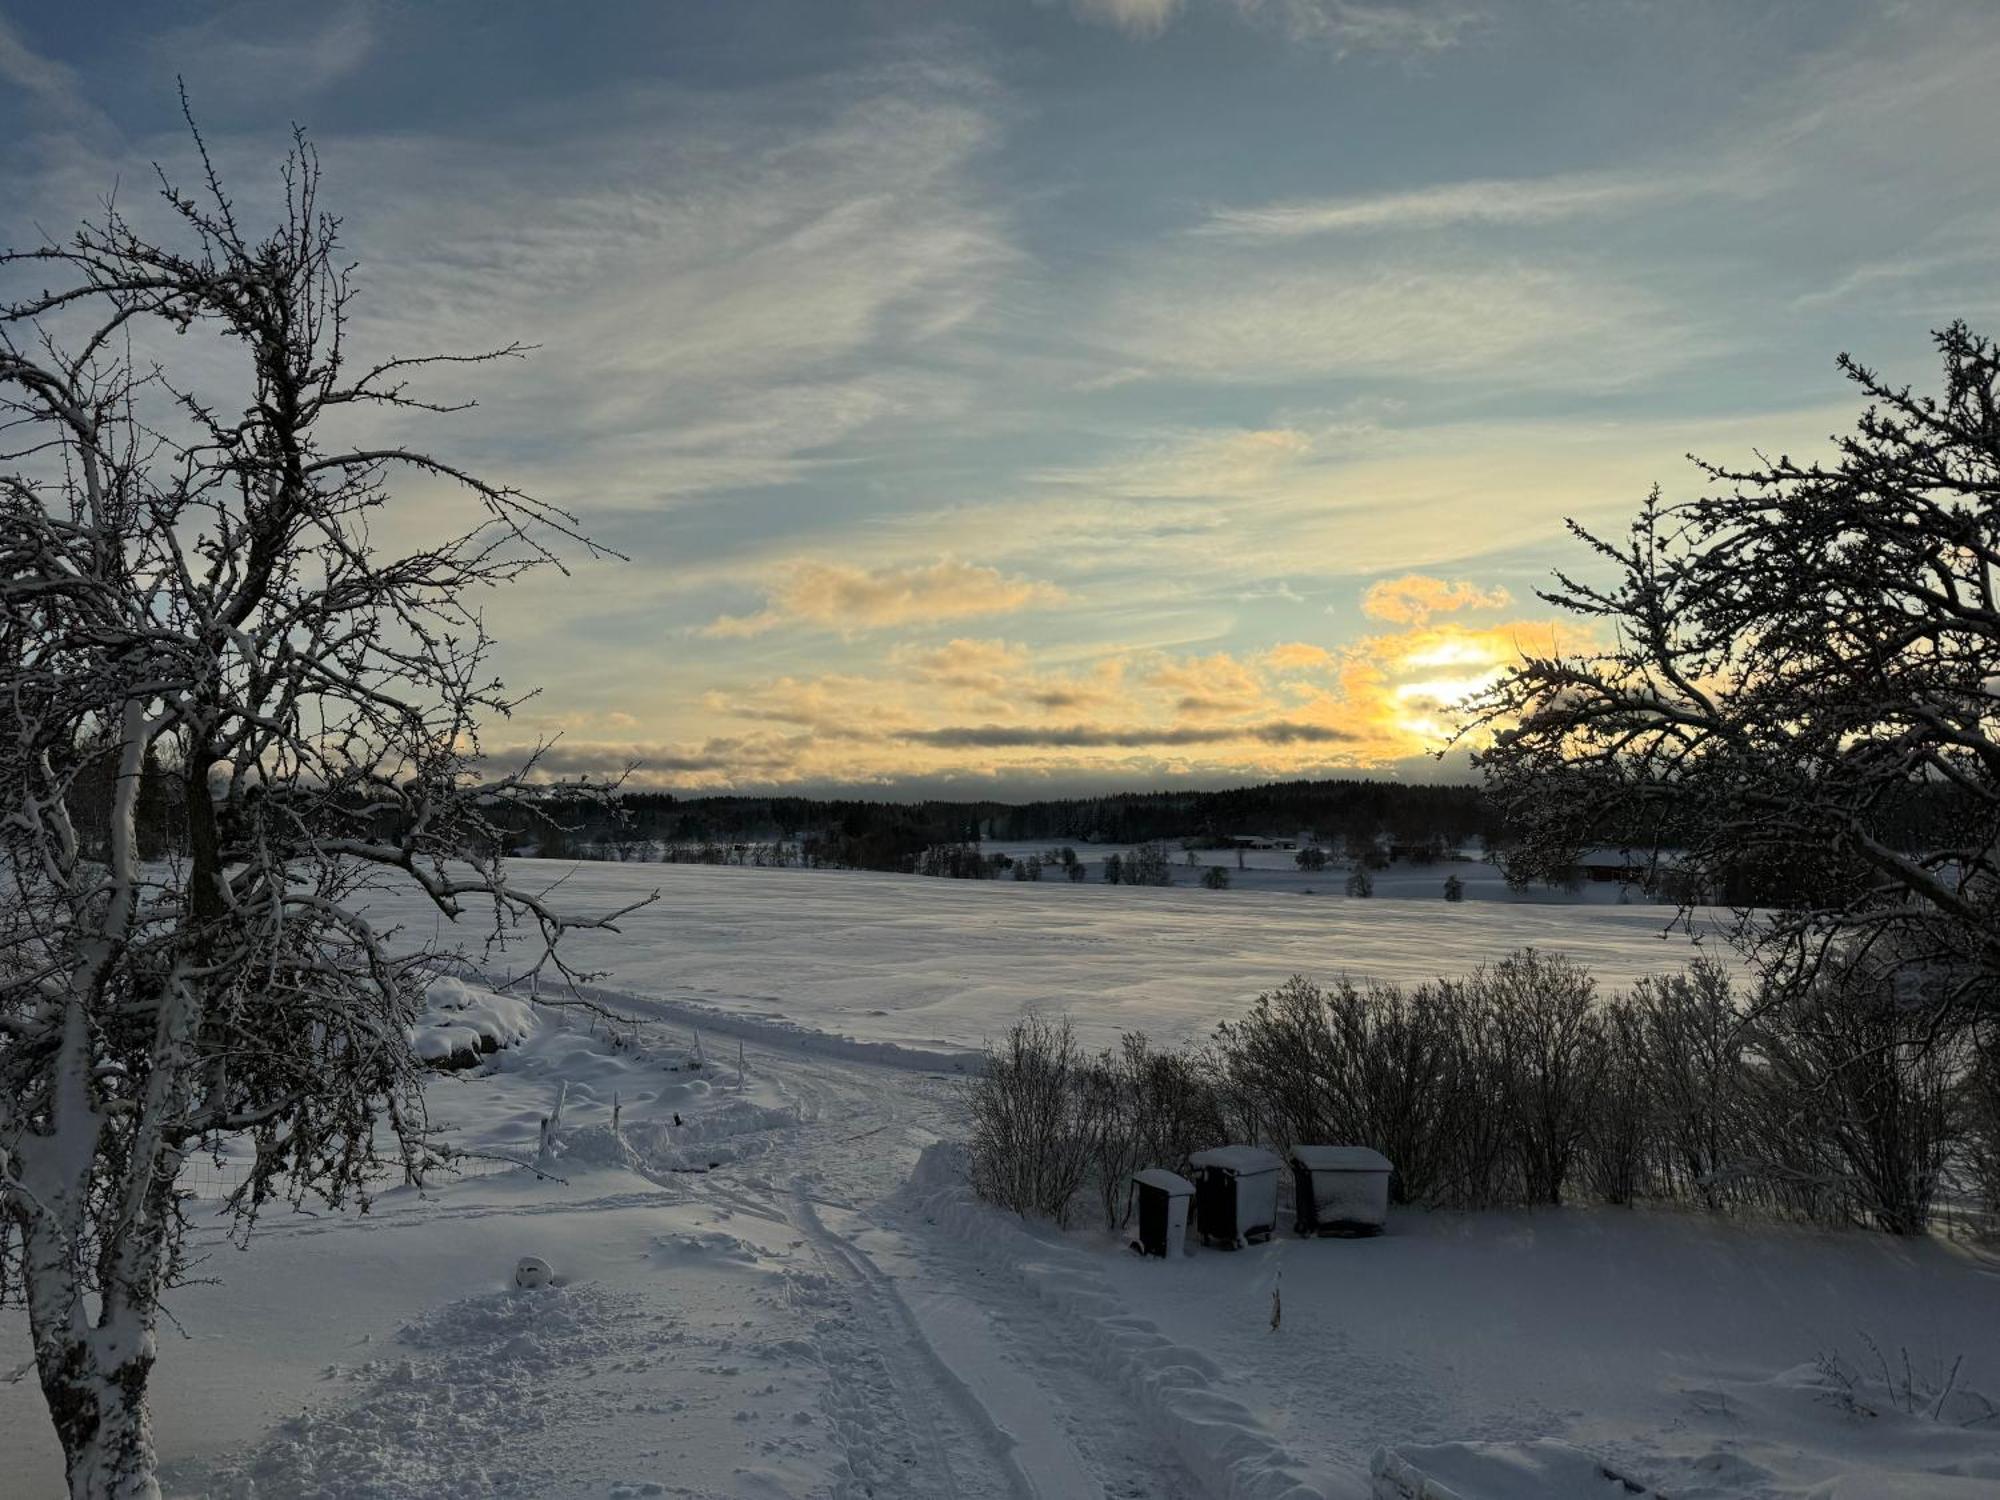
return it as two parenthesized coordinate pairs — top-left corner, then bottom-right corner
(1198, 168), (1725, 240)
(1242, 0), (1480, 57)
(1098, 260), (1704, 387)
(1071, 0), (1184, 38)
(1072, 0), (1480, 56)
(162, 4), (377, 105)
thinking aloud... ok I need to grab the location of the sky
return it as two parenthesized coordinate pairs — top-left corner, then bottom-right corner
(4, 0), (1998, 799)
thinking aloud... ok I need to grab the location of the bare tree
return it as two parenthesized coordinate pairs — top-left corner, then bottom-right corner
(0, 115), (645, 1496)
(1468, 325), (2000, 1020)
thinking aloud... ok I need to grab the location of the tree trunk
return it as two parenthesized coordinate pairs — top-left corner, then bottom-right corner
(23, 1206), (164, 1500)
(39, 1337), (163, 1500)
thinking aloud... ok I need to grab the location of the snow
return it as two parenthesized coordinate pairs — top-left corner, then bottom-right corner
(1291, 1146), (1393, 1173)
(353, 858), (1732, 1056)
(409, 975), (538, 1064)
(4, 863), (1995, 1500)
(1134, 1168), (1196, 1195)
(1191, 1145), (1288, 1176)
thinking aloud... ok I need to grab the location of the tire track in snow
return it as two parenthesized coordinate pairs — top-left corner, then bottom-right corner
(788, 1185), (1029, 1500)
(724, 1039), (1203, 1500)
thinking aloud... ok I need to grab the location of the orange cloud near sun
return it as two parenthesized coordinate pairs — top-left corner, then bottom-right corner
(1360, 573), (1513, 625)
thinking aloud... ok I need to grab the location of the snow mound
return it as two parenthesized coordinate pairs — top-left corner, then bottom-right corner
(649, 1229), (765, 1267)
(410, 978), (537, 1069)
(1371, 1440), (1665, 1499)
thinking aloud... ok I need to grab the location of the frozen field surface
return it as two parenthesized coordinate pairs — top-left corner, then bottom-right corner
(359, 859), (1728, 1055)
(5, 865), (1992, 1500)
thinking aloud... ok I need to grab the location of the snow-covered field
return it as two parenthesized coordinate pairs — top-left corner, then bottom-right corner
(353, 858), (1731, 1057)
(5, 863), (1996, 1499)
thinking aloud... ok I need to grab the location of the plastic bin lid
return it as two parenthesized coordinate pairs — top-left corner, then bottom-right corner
(1131, 1168), (1195, 1195)
(1187, 1145), (1283, 1176)
(1290, 1145), (1392, 1173)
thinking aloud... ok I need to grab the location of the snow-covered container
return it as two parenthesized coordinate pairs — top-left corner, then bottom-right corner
(1128, 1168), (1194, 1259)
(1187, 1145), (1282, 1249)
(1290, 1145), (1392, 1236)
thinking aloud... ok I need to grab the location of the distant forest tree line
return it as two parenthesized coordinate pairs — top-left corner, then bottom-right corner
(74, 748), (1985, 907)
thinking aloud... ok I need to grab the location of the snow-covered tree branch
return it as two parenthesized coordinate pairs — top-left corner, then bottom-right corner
(0, 107), (646, 1497)
(1467, 324), (2000, 1021)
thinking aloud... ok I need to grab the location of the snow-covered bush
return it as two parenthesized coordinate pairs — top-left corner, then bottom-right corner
(410, 979), (538, 1070)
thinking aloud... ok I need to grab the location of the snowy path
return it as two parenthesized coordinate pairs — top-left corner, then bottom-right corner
(693, 1026), (1204, 1500)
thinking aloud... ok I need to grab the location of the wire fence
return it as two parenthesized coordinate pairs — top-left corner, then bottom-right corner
(177, 1150), (532, 1203)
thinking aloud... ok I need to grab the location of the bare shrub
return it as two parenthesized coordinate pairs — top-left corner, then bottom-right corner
(1581, 997), (1652, 1205)
(1214, 976), (1343, 1147)
(967, 1015), (1094, 1225)
(1213, 973), (1510, 1207)
(1120, 1033), (1228, 1177)
(1967, 1024), (2000, 1218)
(1745, 965), (1969, 1234)
(1628, 959), (1749, 1210)
(1478, 949), (1604, 1206)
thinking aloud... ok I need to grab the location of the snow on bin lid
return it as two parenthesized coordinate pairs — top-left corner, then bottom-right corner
(1187, 1145), (1283, 1176)
(1290, 1145), (1392, 1173)
(1132, 1168), (1194, 1195)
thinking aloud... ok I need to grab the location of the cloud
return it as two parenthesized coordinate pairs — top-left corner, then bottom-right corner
(701, 559), (1065, 638)
(1145, 652), (1268, 717)
(1099, 261), (1703, 387)
(901, 720), (1354, 748)
(1073, 0), (1183, 37)
(1266, 641), (1335, 670)
(162, 4), (376, 104)
(1199, 169), (1712, 240)
(0, 13), (104, 132)
(1361, 574), (1511, 625)
(1071, 0), (1480, 55)
(1237, 0), (1481, 57)
(895, 637), (1033, 696)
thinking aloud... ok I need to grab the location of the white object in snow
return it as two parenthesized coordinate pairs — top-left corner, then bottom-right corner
(1187, 1145), (1282, 1248)
(513, 1255), (554, 1290)
(1290, 1145), (1393, 1235)
(1129, 1168), (1194, 1259)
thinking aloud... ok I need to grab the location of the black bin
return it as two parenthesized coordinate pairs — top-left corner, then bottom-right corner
(1187, 1145), (1282, 1249)
(1128, 1168), (1194, 1258)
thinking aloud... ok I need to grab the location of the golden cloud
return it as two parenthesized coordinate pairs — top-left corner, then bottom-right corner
(527, 585), (1595, 790)
(1360, 573), (1513, 625)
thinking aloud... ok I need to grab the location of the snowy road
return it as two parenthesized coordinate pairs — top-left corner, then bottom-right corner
(637, 1016), (1207, 1500)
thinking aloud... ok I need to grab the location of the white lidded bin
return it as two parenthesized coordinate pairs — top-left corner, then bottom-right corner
(1129, 1168), (1194, 1259)
(1289, 1145), (1392, 1235)
(1187, 1145), (1283, 1249)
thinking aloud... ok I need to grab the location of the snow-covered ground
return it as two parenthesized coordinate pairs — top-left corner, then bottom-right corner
(352, 858), (1732, 1056)
(5, 864), (1995, 1499)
